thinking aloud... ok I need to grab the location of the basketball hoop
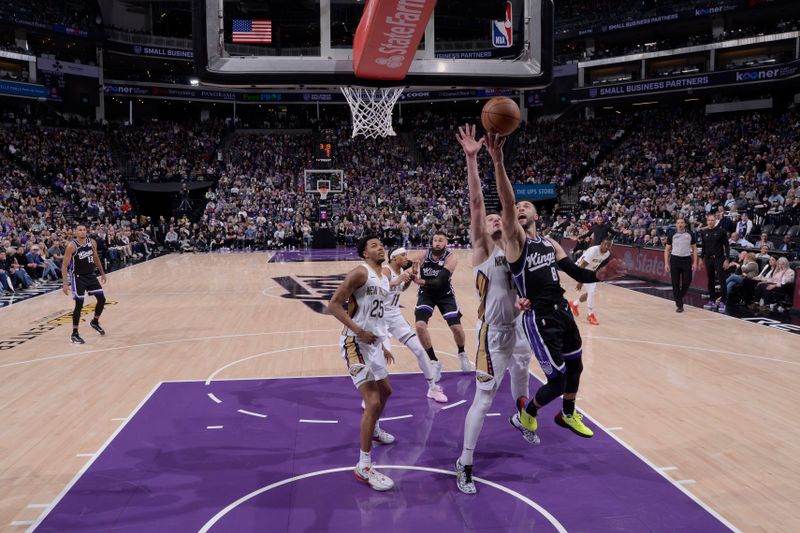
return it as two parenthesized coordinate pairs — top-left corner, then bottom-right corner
(340, 86), (404, 138)
(318, 185), (330, 201)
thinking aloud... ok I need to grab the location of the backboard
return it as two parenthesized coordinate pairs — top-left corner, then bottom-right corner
(192, 0), (552, 89)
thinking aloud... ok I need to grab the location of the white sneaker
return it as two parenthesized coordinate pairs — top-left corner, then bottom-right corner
(430, 360), (443, 383)
(458, 352), (471, 372)
(426, 384), (448, 403)
(354, 464), (395, 491)
(372, 427), (396, 445)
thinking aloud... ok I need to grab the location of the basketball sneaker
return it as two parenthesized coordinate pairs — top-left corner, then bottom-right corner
(587, 313), (599, 325)
(354, 465), (394, 491)
(430, 360), (443, 383)
(372, 427), (396, 445)
(455, 460), (476, 495)
(554, 411), (594, 438)
(90, 318), (106, 336)
(568, 300), (580, 317)
(70, 331), (85, 344)
(426, 384), (448, 403)
(458, 351), (471, 372)
(509, 413), (540, 445)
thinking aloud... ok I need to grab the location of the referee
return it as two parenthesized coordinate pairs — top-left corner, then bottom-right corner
(664, 218), (698, 313)
(698, 213), (730, 312)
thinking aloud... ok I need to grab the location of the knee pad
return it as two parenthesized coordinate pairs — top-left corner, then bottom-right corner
(475, 370), (496, 392)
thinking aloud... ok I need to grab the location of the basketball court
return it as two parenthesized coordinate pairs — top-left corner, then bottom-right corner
(2, 251), (799, 531)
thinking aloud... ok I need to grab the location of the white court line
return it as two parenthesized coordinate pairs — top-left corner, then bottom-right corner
(206, 344), (338, 384)
(207, 393), (222, 404)
(526, 369), (741, 532)
(75, 453), (94, 458)
(197, 465), (567, 533)
(0, 329), (349, 370)
(298, 419), (338, 424)
(206, 426), (224, 430)
(486, 413), (501, 417)
(440, 399), (466, 411)
(677, 479), (697, 485)
(26, 382), (162, 533)
(658, 466), (679, 472)
(10, 521), (35, 527)
(584, 335), (800, 367)
(379, 414), (413, 422)
(237, 409), (267, 419)
(605, 426), (623, 431)
(26, 504), (49, 509)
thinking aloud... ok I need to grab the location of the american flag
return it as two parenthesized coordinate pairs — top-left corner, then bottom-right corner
(232, 19), (272, 43)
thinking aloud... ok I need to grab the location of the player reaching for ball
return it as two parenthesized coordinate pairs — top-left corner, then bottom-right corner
(485, 132), (627, 443)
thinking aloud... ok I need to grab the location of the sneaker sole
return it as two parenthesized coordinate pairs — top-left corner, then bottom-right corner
(91, 327), (106, 336)
(427, 393), (448, 403)
(509, 416), (540, 445)
(554, 414), (594, 438)
(354, 469), (393, 491)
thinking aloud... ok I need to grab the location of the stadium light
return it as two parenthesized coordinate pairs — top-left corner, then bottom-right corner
(189, 78), (200, 86)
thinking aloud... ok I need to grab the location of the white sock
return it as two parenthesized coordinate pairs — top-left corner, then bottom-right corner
(359, 449), (371, 468)
(427, 378), (436, 391)
(373, 421), (381, 435)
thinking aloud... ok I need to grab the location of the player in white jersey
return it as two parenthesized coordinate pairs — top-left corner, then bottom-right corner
(568, 238), (613, 325)
(328, 235), (397, 492)
(383, 247), (448, 403)
(454, 124), (534, 495)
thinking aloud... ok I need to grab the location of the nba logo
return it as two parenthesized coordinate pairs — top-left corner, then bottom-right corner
(491, 1), (513, 48)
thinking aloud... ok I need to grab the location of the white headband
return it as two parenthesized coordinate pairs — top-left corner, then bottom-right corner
(390, 247), (408, 259)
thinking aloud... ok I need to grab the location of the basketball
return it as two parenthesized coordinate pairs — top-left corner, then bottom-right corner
(481, 97), (521, 136)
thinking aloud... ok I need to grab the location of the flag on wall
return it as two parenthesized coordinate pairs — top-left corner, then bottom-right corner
(232, 19), (272, 43)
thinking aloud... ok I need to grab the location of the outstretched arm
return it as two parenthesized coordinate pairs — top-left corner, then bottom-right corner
(456, 124), (490, 265)
(547, 237), (627, 283)
(486, 133), (525, 263)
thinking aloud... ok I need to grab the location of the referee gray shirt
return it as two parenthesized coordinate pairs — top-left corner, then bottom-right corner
(669, 231), (696, 257)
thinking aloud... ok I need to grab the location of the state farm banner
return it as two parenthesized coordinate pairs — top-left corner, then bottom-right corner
(561, 240), (706, 289)
(352, 0), (437, 80)
(37, 58), (100, 78)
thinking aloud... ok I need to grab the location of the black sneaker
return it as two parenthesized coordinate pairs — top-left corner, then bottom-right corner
(676, 306), (684, 313)
(71, 331), (85, 344)
(90, 319), (106, 336)
(455, 460), (476, 495)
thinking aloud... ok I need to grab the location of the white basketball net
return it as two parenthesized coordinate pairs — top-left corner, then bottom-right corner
(340, 86), (404, 138)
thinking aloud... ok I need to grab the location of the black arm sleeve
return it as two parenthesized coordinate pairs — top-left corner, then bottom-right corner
(556, 257), (599, 283)
(424, 268), (452, 291)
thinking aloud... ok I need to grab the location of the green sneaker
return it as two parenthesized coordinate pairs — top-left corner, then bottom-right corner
(555, 411), (594, 438)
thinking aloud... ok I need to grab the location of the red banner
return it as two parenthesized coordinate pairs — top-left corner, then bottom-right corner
(561, 239), (799, 311)
(352, 0), (437, 80)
